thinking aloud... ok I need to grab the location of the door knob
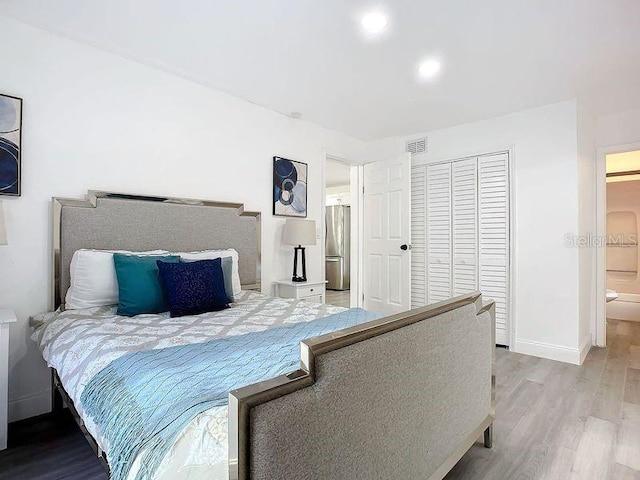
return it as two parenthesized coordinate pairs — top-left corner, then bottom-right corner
(400, 244), (411, 251)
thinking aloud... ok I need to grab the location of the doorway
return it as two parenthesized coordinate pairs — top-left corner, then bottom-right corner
(596, 143), (640, 346)
(604, 151), (640, 320)
(324, 157), (358, 308)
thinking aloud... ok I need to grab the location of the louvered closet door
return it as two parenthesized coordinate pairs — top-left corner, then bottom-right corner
(452, 158), (478, 296)
(411, 165), (427, 308)
(478, 153), (510, 345)
(426, 163), (452, 303)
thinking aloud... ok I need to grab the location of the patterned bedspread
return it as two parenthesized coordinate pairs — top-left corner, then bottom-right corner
(31, 291), (347, 479)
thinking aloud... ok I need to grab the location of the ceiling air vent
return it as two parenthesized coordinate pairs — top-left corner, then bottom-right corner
(406, 137), (427, 156)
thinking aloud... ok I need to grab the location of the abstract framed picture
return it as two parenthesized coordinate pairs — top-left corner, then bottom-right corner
(0, 93), (22, 196)
(273, 156), (307, 217)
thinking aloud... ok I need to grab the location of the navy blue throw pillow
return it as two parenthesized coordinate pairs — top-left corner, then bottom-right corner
(157, 258), (229, 317)
(180, 256), (234, 303)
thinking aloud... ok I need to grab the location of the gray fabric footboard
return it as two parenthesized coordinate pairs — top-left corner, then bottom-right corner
(229, 292), (495, 480)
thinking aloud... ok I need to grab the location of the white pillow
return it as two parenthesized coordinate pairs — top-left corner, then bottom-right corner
(177, 248), (241, 295)
(65, 249), (168, 310)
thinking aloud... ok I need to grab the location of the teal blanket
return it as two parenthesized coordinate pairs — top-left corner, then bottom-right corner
(80, 308), (380, 480)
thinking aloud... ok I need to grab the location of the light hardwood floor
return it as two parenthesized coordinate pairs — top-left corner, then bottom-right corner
(445, 319), (640, 479)
(1, 320), (639, 479)
(325, 289), (351, 308)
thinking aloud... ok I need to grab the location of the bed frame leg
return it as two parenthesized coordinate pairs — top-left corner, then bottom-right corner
(52, 387), (64, 413)
(51, 371), (64, 413)
(483, 424), (493, 449)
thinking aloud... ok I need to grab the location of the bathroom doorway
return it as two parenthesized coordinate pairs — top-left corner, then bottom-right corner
(605, 150), (640, 323)
(323, 157), (358, 308)
(596, 144), (640, 346)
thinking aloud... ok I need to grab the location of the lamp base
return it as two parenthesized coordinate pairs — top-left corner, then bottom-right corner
(291, 245), (307, 282)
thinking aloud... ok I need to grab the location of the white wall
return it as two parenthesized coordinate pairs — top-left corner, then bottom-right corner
(360, 136), (405, 163)
(0, 16), (364, 421)
(577, 101), (597, 360)
(385, 100), (584, 363)
(597, 108), (640, 147)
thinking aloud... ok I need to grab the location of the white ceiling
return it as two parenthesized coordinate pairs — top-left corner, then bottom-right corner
(2, 0), (639, 140)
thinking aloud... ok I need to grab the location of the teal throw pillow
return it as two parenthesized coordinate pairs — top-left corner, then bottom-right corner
(113, 254), (180, 316)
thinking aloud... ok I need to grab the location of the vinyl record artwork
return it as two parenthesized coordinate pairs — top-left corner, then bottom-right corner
(273, 156), (307, 217)
(0, 93), (22, 196)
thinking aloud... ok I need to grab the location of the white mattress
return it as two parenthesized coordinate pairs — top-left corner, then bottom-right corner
(31, 291), (347, 479)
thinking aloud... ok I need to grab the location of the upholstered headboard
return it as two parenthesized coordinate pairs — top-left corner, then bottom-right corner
(53, 191), (261, 308)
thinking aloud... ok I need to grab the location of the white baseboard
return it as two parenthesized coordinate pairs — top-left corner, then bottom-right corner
(513, 339), (583, 365)
(8, 387), (51, 422)
(579, 336), (592, 364)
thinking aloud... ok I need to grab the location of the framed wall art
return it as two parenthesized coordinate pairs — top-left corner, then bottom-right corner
(273, 156), (307, 217)
(0, 93), (22, 196)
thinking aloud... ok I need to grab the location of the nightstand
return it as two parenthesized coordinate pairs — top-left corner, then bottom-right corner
(274, 280), (327, 304)
(0, 309), (16, 451)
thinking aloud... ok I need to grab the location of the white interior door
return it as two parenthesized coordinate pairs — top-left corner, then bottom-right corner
(363, 154), (412, 314)
(409, 153), (510, 345)
(426, 162), (452, 303)
(452, 158), (478, 296)
(411, 164), (427, 308)
(478, 153), (510, 345)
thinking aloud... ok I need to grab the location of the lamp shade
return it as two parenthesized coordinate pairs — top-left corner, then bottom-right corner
(0, 201), (6, 246)
(282, 219), (316, 246)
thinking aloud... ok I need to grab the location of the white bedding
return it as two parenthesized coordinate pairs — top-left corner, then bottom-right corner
(31, 291), (347, 479)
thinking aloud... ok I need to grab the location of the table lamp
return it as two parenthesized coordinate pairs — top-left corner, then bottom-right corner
(282, 219), (316, 282)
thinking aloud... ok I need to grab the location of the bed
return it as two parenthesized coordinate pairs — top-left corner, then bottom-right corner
(33, 191), (495, 480)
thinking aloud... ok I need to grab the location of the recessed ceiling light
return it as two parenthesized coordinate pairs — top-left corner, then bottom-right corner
(418, 59), (442, 80)
(361, 10), (388, 35)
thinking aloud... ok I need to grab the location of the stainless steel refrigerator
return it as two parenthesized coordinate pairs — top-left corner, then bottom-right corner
(325, 205), (351, 290)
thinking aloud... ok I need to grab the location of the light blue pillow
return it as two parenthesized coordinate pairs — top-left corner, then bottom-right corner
(113, 254), (180, 316)
(220, 256), (235, 303)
